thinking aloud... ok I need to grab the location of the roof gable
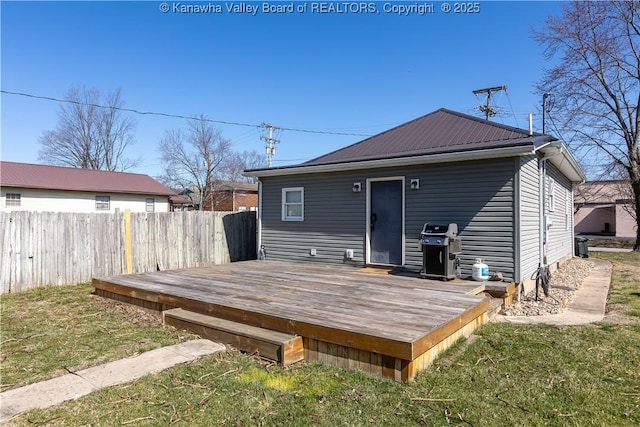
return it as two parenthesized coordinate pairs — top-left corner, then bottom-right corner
(0, 161), (176, 196)
(303, 108), (547, 166)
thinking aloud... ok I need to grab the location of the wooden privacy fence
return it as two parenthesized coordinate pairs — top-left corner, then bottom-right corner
(0, 210), (256, 294)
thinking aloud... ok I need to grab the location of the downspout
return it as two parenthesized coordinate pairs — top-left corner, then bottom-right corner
(534, 143), (563, 296)
(257, 178), (263, 257)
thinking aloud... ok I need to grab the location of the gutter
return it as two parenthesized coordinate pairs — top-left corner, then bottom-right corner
(535, 140), (587, 184)
(245, 145), (535, 177)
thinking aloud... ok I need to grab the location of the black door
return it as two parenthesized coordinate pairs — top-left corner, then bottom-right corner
(369, 180), (403, 265)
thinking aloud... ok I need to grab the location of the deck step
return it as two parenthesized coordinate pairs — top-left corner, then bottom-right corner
(483, 282), (516, 308)
(485, 297), (504, 320)
(162, 308), (304, 366)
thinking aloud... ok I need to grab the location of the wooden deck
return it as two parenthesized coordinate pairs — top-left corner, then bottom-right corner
(93, 260), (492, 381)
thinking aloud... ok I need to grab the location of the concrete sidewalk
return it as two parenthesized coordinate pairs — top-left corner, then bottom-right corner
(0, 339), (224, 424)
(589, 247), (633, 253)
(493, 258), (612, 326)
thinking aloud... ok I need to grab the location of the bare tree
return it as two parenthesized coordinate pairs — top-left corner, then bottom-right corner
(219, 149), (267, 183)
(534, 1), (640, 250)
(38, 86), (139, 171)
(158, 116), (232, 210)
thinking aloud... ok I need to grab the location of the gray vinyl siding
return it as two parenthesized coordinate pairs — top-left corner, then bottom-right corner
(260, 157), (517, 281)
(518, 155), (541, 281)
(260, 173), (367, 265)
(545, 163), (574, 264)
(403, 158), (516, 281)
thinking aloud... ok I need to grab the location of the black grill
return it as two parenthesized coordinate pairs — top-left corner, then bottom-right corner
(419, 223), (461, 280)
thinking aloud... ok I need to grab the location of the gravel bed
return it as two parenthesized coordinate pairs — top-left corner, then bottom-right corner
(503, 258), (595, 316)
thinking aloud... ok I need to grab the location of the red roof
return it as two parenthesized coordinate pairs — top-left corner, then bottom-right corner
(0, 161), (176, 196)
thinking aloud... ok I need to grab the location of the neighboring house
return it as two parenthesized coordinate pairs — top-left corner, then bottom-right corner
(574, 180), (636, 238)
(245, 108), (586, 294)
(209, 182), (258, 212)
(175, 182), (259, 212)
(169, 194), (195, 211)
(0, 161), (176, 213)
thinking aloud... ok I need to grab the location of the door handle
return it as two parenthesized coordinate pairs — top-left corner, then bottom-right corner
(439, 251), (442, 263)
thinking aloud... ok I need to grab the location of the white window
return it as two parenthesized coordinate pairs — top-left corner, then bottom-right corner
(548, 177), (555, 212)
(5, 193), (21, 206)
(282, 187), (304, 221)
(238, 205), (247, 212)
(95, 195), (110, 211)
(146, 198), (155, 212)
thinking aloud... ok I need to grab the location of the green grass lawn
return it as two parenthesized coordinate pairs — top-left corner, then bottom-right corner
(2, 253), (639, 426)
(0, 284), (197, 390)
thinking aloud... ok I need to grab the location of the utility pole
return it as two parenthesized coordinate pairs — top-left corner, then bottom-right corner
(472, 85), (507, 120)
(260, 122), (280, 167)
(542, 93), (551, 134)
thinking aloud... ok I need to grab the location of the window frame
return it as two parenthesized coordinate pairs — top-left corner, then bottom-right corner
(95, 195), (110, 211)
(5, 192), (21, 206)
(146, 198), (155, 212)
(548, 177), (556, 212)
(281, 187), (304, 221)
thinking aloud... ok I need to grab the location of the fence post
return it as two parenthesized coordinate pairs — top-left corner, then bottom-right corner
(124, 209), (133, 274)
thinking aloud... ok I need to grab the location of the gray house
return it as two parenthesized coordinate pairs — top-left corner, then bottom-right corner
(245, 108), (586, 293)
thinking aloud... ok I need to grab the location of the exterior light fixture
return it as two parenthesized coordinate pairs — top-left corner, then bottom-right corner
(410, 179), (420, 190)
(353, 182), (362, 193)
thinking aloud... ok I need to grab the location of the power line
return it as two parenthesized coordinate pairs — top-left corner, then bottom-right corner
(504, 89), (520, 129)
(472, 85), (508, 120)
(1, 89), (372, 137)
(260, 122), (280, 168)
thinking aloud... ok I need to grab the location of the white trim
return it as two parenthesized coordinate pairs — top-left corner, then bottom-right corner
(246, 146), (533, 177)
(257, 179), (263, 253)
(245, 142), (586, 184)
(365, 176), (405, 267)
(281, 187), (304, 221)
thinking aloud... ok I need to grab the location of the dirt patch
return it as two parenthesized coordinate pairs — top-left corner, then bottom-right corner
(92, 293), (165, 326)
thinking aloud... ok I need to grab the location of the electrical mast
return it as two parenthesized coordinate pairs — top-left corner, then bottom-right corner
(260, 122), (280, 167)
(472, 85), (507, 120)
(542, 93), (552, 134)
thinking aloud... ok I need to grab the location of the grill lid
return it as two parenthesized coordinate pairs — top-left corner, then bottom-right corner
(420, 223), (458, 238)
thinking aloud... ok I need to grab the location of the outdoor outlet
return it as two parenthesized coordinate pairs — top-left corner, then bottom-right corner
(345, 249), (354, 259)
(310, 248), (317, 256)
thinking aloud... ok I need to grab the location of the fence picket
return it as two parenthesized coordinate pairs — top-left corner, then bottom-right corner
(0, 211), (256, 293)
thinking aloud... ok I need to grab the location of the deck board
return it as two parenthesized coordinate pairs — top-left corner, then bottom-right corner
(93, 260), (489, 377)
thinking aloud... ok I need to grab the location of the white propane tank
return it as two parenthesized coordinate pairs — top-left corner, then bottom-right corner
(472, 258), (489, 281)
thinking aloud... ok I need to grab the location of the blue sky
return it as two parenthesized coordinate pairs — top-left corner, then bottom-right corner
(1, 1), (564, 178)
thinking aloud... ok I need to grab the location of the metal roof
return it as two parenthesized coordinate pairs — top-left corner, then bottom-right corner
(303, 108), (550, 166)
(244, 108), (586, 183)
(0, 161), (176, 196)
